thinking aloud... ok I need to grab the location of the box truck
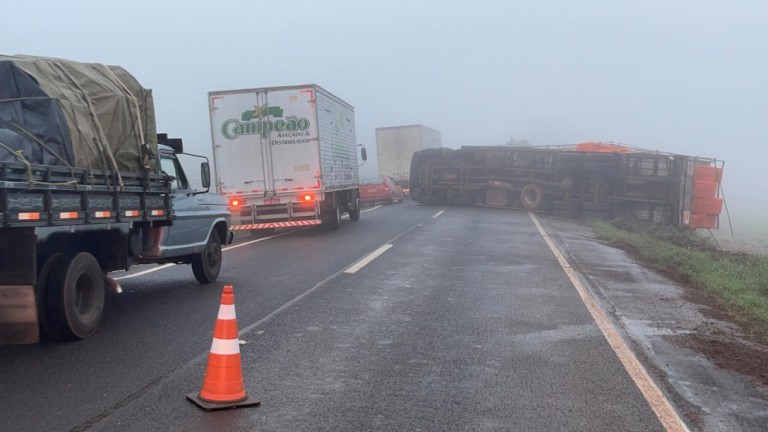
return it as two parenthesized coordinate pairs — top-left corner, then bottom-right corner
(375, 124), (441, 194)
(208, 84), (364, 232)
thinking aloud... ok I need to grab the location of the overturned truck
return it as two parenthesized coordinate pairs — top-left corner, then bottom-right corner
(409, 142), (724, 229)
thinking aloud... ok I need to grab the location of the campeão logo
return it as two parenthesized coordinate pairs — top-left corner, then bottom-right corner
(221, 105), (310, 140)
(241, 105), (283, 120)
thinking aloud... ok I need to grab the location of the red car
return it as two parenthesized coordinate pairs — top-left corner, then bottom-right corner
(359, 176), (404, 205)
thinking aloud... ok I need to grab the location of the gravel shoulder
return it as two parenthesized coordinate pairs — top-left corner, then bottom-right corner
(540, 216), (768, 432)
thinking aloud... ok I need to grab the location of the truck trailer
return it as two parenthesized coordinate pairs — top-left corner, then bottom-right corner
(0, 55), (232, 344)
(375, 124), (441, 194)
(209, 84), (364, 232)
(409, 142), (724, 230)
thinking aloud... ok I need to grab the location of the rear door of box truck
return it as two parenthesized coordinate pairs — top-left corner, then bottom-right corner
(376, 125), (441, 180)
(209, 86), (321, 203)
(375, 127), (406, 179)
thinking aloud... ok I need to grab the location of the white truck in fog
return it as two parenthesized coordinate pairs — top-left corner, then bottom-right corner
(375, 124), (441, 194)
(208, 84), (365, 232)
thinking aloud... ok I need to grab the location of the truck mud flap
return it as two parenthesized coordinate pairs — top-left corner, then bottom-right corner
(0, 285), (39, 344)
(0, 228), (38, 344)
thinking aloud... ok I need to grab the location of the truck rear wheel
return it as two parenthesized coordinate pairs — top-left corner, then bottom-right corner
(192, 229), (222, 283)
(324, 203), (341, 230)
(36, 253), (62, 340)
(349, 197), (361, 221)
(44, 252), (105, 340)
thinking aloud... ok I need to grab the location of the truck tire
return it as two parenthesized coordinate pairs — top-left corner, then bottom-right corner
(36, 253), (62, 340)
(324, 203), (341, 230)
(349, 197), (361, 221)
(44, 252), (105, 340)
(520, 183), (544, 210)
(192, 229), (222, 283)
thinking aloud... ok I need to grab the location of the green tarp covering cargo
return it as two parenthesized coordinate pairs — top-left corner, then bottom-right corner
(0, 54), (158, 176)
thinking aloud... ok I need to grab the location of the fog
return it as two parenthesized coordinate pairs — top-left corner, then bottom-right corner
(3, 0), (766, 241)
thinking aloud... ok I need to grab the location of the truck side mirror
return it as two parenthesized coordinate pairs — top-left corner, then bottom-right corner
(201, 162), (211, 189)
(360, 147), (368, 162)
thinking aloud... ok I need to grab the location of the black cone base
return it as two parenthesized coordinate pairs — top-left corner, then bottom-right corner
(186, 392), (260, 411)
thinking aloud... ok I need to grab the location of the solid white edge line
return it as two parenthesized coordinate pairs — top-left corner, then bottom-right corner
(432, 210), (444, 218)
(344, 244), (394, 274)
(344, 205), (381, 219)
(113, 264), (175, 280)
(528, 212), (690, 432)
(222, 228), (302, 251)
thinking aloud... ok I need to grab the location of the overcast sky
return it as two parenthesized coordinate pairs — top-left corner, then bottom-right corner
(3, 0), (766, 233)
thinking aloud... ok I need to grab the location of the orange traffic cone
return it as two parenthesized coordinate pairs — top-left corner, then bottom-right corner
(187, 285), (260, 411)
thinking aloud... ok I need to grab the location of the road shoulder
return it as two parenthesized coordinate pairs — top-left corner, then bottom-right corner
(539, 215), (768, 432)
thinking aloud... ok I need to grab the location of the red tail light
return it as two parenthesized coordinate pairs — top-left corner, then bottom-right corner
(299, 193), (315, 202)
(229, 197), (245, 209)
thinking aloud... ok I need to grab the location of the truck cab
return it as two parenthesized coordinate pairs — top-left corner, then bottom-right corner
(137, 137), (233, 283)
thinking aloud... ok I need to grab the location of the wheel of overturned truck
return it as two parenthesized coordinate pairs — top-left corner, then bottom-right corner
(192, 229), (222, 283)
(44, 252), (105, 340)
(520, 183), (544, 210)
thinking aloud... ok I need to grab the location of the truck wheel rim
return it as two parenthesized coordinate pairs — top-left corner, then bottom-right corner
(75, 274), (97, 315)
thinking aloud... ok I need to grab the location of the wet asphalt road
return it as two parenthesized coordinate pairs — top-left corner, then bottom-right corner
(1, 202), (669, 431)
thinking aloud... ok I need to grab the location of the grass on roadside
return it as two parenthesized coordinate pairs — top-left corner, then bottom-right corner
(591, 217), (768, 330)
